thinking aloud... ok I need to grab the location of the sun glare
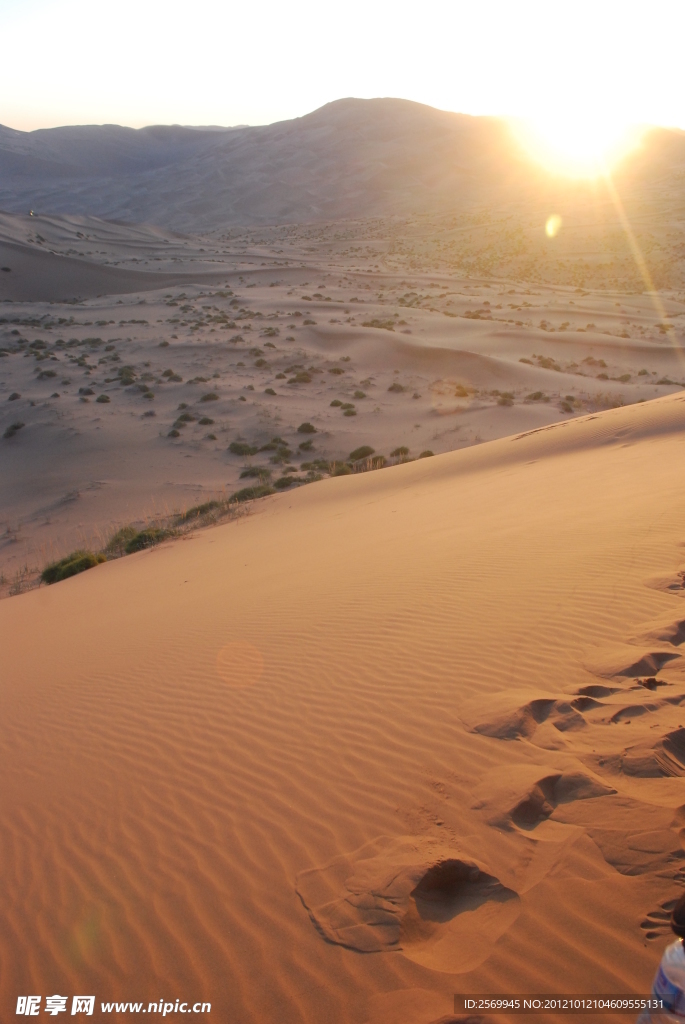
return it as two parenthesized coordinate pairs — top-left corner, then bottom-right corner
(512, 114), (644, 178)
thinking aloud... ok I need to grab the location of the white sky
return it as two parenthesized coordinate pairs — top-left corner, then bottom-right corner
(2, 0), (684, 134)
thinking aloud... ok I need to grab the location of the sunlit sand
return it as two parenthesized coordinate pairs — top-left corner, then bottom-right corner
(2, 98), (685, 1024)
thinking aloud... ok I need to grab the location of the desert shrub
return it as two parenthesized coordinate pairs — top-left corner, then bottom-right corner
(275, 476), (296, 489)
(298, 439), (314, 451)
(355, 456), (386, 472)
(391, 446), (409, 457)
(388, 382), (404, 393)
(343, 409), (357, 416)
(8, 392), (20, 401)
(200, 392), (219, 402)
(297, 422), (317, 433)
(419, 450), (434, 458)
(105, 525), (139, 554)
(353, 390), (366, 399)
(96, 394), (111, 404)
(3, 422), (24, 438)
(198, 416), (214, 425)
(254, 358), (268, 367)
(125, 528), (169, 554)
(230, 483), (275, 503)
(288, 372), (312, 384)
(229, 441), (258, 456)
(180, 500), (221, 519)
(240, 467), (271, 480)
(41, 550), (106, 584)
(264, 388), (276, 395)
(332, 463), (352, 476)
(275, 373), (286, 379)
(176, 412), (196, 423)
(328, 367), (344, 375)
(330, 399), (343, 407)
(350, 445), (375, 461)
(363, 319), (395, 331)
(168, 428), (180, 437)
(302, 319), (316, 326)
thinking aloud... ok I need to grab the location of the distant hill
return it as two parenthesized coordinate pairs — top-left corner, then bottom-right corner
(1, 98), (684, 231)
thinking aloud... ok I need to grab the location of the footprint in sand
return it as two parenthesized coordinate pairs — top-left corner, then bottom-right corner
(589, 726), (685, 779)
(641, 898), (680, 941)
(400, 860), (520, 974)
(296, 835), (520, 973)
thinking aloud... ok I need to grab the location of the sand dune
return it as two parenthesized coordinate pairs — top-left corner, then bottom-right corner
(1, 98), (684, 232)
(0, 239), (233, 302)
(3, 393), (685, 1022)
(2, 206), (685, 593)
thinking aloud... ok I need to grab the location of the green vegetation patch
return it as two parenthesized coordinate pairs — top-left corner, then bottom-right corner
(349, 445), (375, 461)
(230, 483), (276, 503)
(363, 319), (395, 331)
(229, 441), (258, 456)
(105, 525), (139, 554)
(41, 550), (106, 585)
(124, 528), (170, 554)
(297, 422), (317, 433)
(179, 501), (221, 520)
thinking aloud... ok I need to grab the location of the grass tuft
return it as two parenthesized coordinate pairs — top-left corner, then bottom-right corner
(349, 445), (375, 461)
(41, 550), (106, 585)
(229, 484), (276, 503)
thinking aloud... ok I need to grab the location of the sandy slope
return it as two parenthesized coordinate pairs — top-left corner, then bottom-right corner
(3, 211), (685, 593)
(3, 393), (685, 1023)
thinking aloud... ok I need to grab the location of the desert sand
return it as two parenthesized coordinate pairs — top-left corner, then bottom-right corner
(2, 208), (685, 595)
(4, 392), (685, 1024)
(3, 99), (685, 1024)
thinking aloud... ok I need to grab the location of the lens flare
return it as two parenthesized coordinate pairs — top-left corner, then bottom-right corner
(545, 214), (562, 238)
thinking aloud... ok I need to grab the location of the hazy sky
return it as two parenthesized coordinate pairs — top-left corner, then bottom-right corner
(2, 0), (684, 134)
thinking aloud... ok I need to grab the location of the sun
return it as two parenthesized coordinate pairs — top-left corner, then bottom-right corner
(511, 113), (644, 178)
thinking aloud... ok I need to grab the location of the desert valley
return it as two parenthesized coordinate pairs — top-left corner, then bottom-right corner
(3, 98), (685, 1024)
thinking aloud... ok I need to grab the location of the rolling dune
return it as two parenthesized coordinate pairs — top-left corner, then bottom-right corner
(3, 393), (685, 1022)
